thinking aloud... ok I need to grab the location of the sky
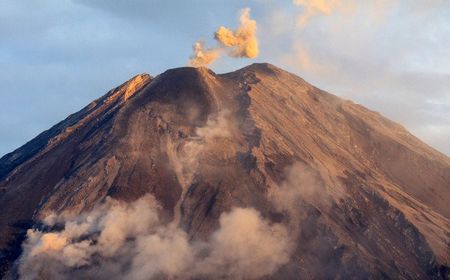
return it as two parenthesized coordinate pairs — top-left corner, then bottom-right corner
(1, 0), (449, 156)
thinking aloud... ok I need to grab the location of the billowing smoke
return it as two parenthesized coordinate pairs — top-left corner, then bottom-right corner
(188, 41), (221, 67)
(189, 8), (259, 67)
(17, 158), (333, 279)
(192, 208), (290, 279)
(17, 102), (334, 280)
(269, 162), (332, 231)
(167, 110), (233, 188)
(214, 8), (259, 58)
(19, 195), (161, 279)
(293, 0), (340, 27)
(18, 195), (290, 280)
(181, 109), (233, 181)
(166, 109), (235, 225)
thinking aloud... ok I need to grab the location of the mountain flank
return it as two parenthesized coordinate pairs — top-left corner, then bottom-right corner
(0, 63), (448, 279)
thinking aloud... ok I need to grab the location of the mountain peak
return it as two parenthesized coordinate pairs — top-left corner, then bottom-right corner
(0, 63), (448, 279)
(239, 62), (284, 74)
(157, 66), (217, 80)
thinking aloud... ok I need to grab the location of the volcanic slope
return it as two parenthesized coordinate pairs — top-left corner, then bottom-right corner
(0, 63), (449, 279)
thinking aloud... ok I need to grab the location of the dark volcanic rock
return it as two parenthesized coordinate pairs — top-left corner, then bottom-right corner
(0, 63), (449, 279)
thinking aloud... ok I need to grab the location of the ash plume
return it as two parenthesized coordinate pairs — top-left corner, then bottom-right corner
(188, 41), (221, 67)
(189, 8), (259, 67)
(214, 7), (259, 58)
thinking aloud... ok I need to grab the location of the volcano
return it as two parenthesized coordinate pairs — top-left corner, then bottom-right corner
(0, 63), (449, 279)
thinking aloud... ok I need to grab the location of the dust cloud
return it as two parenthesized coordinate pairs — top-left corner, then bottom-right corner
(18, 195), (290, 280)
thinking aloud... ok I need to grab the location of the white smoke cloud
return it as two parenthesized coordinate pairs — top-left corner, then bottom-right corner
(127, 227), (193, 280)
(167, 110), (233, 189)
(18, 195), (291, 280)
(184, 109), (233, 168)
(19, 195), (161, 279)
(269, 162), (332, 231)
(194, 208), (290, 279)
(214, 7), (259, 59)
(188, 41), (222, 67)
(17, 103), (332, 280)
(189, 8), (259, 67)
(166, 109), (235, 226)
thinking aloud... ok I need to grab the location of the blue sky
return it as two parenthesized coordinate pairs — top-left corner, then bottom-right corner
(1, 0), (449, 156)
